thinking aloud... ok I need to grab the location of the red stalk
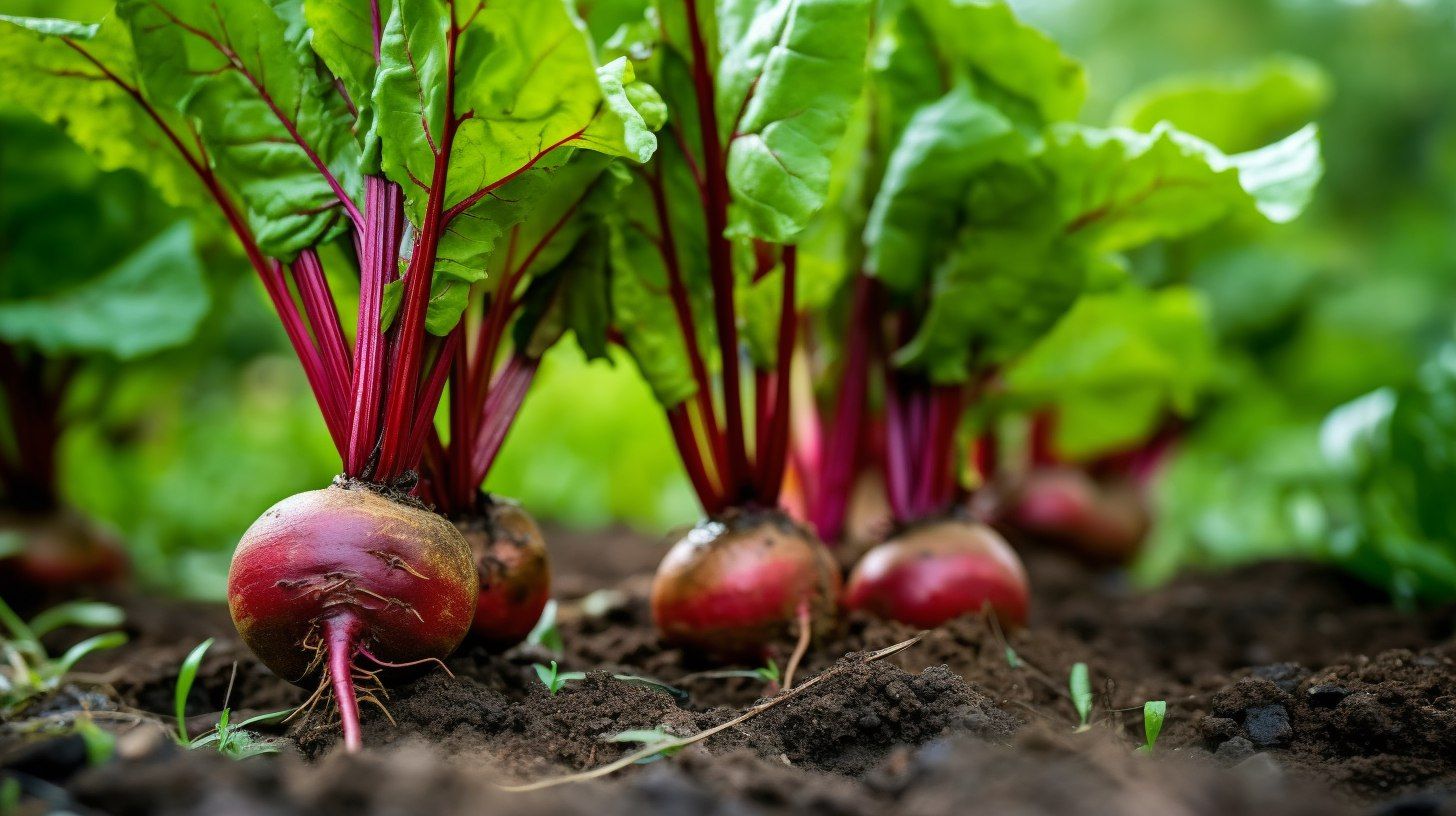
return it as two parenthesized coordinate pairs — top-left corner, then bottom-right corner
(667, 403), (724, 515)
(683, 0), (751, 502)
(808, 274), (877, 542)
(291, 250), (353, 424)
(346, 177), (404, 476)
(467, 354), (540, 484)
(883, 374), (912, 523)
(375, 18), (465, 482)
(760, 246), (798, 504)
(258, 260), (349, 452)
(645, 165), (728, 482)
(402, 331), (464, 478)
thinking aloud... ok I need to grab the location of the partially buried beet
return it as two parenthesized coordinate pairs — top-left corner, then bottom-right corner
(454, 498), (551, 651)
(845, 517), (1028, 629)
(229, 484), (476, 752)
(652, 508), (840, 659)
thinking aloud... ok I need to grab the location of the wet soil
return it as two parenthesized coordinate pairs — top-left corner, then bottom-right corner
(2, 527), (1454, 816)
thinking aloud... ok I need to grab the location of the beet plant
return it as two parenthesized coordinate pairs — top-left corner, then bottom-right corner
(581, 0), (872, 659)
(0, 112), (210, 605)
(1, 0), (657, 750)
(414, 151), (651, 650)
(790, 0), (1322, 629)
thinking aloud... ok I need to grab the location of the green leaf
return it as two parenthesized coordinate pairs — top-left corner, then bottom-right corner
(1004, 287), (1215, 457)
(53, 632), (127, 679)
(606, 726), (684, 763)
(864, 82), (1022, 294)
(0, 223), (210, 359)
(607, 151), (712, 407)
(1229, 124), (1323, 225)
(304, 0), (380, 164)
(0, 15), (208, 210)
(1069, 662), (1091, 728)
(525, 599), (564, 653)
(515, 224), (613, 360)
(175, 638), (213, 745)
(718, 0), (873, 242)
(908, 0), (1086, 124)
(893, 227), (1088, 383)
(27, 602), (125, 640)
(1141, 700), (1167, 751)
(373, 0), (657, 335)
(117, 0), (361, 258)
(1049, 123), (1321, 253)
(1113, 56), (1331, 154)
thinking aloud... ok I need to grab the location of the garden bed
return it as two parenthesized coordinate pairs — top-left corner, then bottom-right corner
(4, 527), (1453, 816)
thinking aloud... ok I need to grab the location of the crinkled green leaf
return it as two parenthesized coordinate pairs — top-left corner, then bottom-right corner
(374, 0), (657, 335)
(1049, 123), (1320, 254)
(304, 0), (380, 166)
(510, 157), (630, 359)
(117, 0), (361, 258)
(0, 15), (208, 211)
(0, 223), (209, 359)
(1113, 56), (1331, 154)
(717, 0), (872, 242)
(1004, 286), (1216, 457)
(894, 226), (1088, 382)
(607, 151), (711, 407)
(864, 82), (1023, 294)
(909, 0), (1085, 124)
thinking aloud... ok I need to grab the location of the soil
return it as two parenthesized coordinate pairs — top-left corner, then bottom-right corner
(3, 526), (1455, 816)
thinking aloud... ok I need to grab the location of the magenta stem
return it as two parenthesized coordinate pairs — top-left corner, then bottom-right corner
(323, 613), (363, 753)
(808, 273), (877, 542)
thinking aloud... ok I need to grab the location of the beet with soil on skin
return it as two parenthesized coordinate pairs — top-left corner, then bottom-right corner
(846, 518), (1029, 629)
(651, 508), (841, 660)
(228, 483), (477, 751)
(454, 497), (551, 651)
(1007, 466), (1150, 562)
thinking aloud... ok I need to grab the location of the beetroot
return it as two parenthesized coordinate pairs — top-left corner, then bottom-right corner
(845, 519), (1029, 629)
(228, 483), (477, 752)
(1008, 466), (1150, 562)
(651, 508), (841, 659)
(454, 498), (551, 650)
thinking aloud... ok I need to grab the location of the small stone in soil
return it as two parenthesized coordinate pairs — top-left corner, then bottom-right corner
(1244, 704), (1293, 747)
(1215, 736), (1258, 765)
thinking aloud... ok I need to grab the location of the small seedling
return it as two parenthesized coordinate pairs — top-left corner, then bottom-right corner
(606, 727), (685, 764)
(1138, 700), (1167, 753)
(0, 597), (126, 711)
(1004, 646), (1021, 668)
(533, 661), (585, 695)
(73, 717), (116, 767)
(755, 659), (781, 686)
(1069, 662), (1092, 731)
(525, 600), (564, 654)
(173, 639), (289, 758)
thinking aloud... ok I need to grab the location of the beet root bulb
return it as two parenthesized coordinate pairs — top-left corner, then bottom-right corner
(228, 484), (477, 751)
(651, 508), (841, 660)
(455, 497), (551, 651)
(846, 519), (1029, 629)
(1008, 466), (1150, 562)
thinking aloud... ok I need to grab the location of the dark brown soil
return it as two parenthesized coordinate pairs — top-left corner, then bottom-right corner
(2, 528), (1454, 816)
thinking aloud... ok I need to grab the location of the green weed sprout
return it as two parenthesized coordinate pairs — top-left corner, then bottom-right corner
(607, 727), (685, 764)
(1069, 662), (1092, 731)
(1138, 700), (1167, 753)
(0, 596), (126, 711)
(525, 600), (564, 653)
(173, 639), (290, 758)
(534, 661), (585, 695)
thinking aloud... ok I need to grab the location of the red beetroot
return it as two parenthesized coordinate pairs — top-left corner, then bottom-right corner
(455, 498), (551, 650)
(228, 483), (477, 751)
(846, 519), (1029, 629)
(651, 508), (841, 659)
(0, 510), (128, 613)
(1008, 466), (1150, 562)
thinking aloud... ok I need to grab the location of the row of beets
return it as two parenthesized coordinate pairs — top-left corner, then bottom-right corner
(2, 0), (1315, 752)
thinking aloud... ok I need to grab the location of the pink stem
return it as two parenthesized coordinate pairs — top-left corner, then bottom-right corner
(346, 177), (403, 477)
(323, 613), (363, 753)
(468, 354), (540, 484)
